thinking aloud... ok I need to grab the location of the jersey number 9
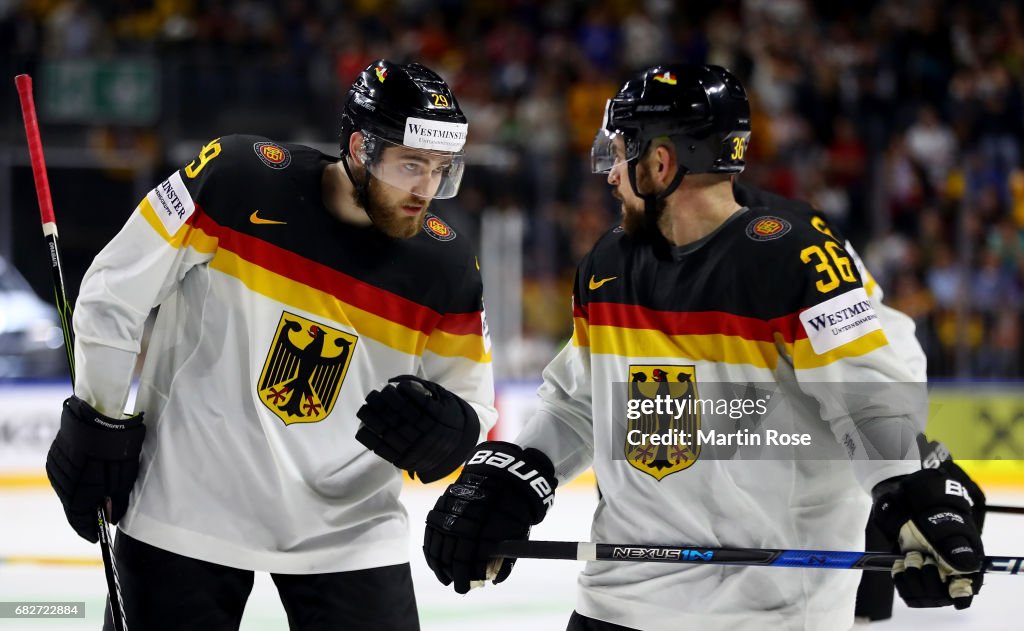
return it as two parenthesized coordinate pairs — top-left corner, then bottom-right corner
(184, 138), (223, 179)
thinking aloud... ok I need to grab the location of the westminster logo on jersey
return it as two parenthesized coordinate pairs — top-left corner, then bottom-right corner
(625, 365), (701, 480)
(258, 312), (357, 425)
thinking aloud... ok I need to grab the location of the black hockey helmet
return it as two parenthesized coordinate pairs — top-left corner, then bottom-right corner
(341, 60), (468, 199)
(592, 64), (751, 186)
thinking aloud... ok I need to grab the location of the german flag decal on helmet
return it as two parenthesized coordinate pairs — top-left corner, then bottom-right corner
(258, 312), (357, 425)
(423, 213), (456, 241)
(745, 216), (791, 241)
(254, 142), (292, 170)
(652, 71), (677, 85)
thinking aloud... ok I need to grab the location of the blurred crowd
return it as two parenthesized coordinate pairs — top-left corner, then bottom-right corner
(2, 0), (1024, 378)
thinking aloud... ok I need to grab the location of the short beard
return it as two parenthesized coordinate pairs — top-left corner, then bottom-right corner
(349, 170), (424, 239)
(621, 198), (665, 239)
(619, 167), (664, 239)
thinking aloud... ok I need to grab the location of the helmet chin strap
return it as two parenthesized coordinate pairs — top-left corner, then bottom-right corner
(626, 148), (688, 254)
(340, 152), (372, 211)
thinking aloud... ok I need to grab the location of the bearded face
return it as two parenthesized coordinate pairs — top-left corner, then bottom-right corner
(611, 161), (663, 238)
(364, 176), (429, 239)
(349, 163), (431, 240)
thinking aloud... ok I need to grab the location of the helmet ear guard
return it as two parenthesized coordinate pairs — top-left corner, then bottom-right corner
(339, 113), (353, 158)
(673, 130), (751, 176)
(352, 133), (380, 166)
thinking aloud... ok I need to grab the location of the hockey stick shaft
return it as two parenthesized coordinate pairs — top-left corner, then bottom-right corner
(988, 504), (1024, 515)
(494, 540), (1024, 575)
(15, 74), (128, 631)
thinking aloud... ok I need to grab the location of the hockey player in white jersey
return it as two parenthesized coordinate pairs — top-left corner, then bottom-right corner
(424, 64), (984, 630)
(44, 60), (496, 630)
(732, 180), (988, 622)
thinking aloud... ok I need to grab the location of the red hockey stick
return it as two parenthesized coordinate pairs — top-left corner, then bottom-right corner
(14, 73), (128, 631)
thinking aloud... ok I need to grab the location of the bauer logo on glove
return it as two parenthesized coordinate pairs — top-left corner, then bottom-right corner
(872, 468), (984, 609)
(423, 441), (558, 594)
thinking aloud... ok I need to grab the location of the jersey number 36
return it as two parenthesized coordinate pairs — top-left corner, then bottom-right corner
(800, 241), (856, 293)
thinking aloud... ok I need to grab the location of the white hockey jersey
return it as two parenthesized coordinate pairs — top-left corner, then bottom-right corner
(517, 207), (921, 630)
(73, 135), (496, 573)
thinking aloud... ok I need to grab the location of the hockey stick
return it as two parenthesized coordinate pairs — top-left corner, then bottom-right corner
(494, 540), (1024, 575)
(990, 505), (1024, 515)
(15, 74), (129, 631)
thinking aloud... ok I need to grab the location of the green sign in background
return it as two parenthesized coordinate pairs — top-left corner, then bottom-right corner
(40, 59), (159, 124)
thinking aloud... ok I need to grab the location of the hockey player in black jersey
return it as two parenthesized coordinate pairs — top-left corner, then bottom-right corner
(425, 64), (984, 630)
(45, 60), (495, 630)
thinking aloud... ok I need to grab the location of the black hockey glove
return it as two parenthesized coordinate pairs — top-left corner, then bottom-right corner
(871, 467), (984, 609)
(45, 396), (146, 543)
(356, 375), (481, 483)
(919, 435), (987, 531)
(423, 441), (556, 594)
(855, 435), (988, 621)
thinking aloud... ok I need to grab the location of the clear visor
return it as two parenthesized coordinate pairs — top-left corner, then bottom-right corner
(591, 128), (639, 174)
(358, 133), (466, 199)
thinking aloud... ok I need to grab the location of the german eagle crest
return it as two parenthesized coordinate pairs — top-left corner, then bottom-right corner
(258, 312), (357, 425)
(625, 364), (701, 480)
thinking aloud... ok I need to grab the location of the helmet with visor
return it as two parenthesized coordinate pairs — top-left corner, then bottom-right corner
(342, 60), (468, 200)
(591, 64), (750, 190)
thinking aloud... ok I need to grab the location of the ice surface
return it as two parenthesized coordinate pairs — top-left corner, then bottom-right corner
(1, 485), (1020, 630)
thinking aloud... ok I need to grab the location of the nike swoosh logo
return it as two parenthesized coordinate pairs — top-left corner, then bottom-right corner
(250, 210), (286, 225)
(588, 275), (618, 290)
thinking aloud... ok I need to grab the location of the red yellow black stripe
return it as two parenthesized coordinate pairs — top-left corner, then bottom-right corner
(139, 199), (489, 361)
(572, 301), (888, 368)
